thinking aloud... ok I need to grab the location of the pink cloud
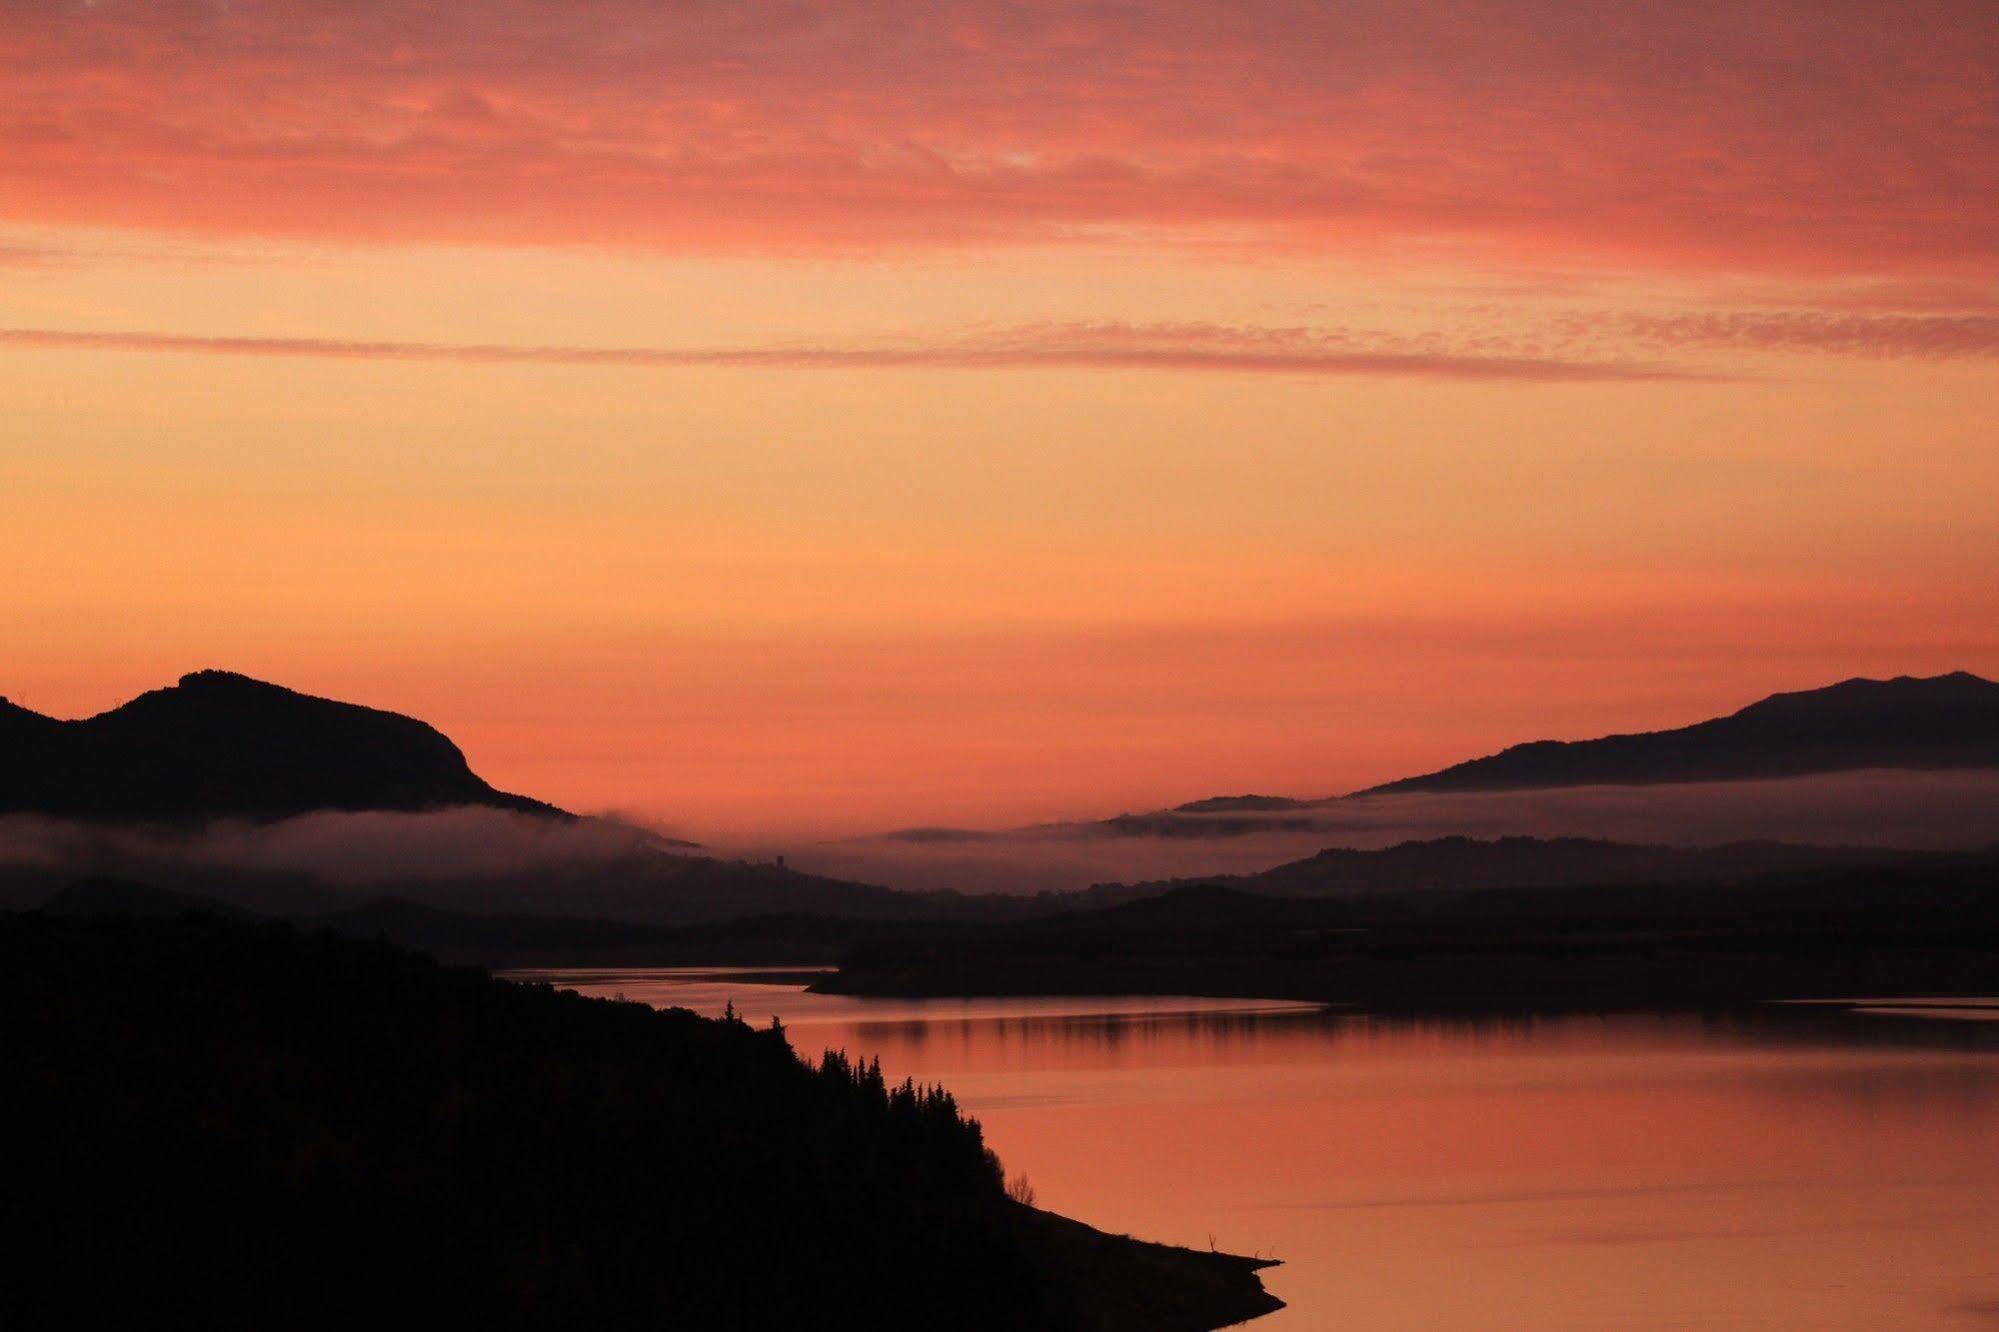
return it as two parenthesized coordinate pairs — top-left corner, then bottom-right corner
(0, 2), (1992, 273)
(9, 305), (1990, 375)
(1611, 311), (1999, 358)
(1727, 279), (1999, 315)
(0, 321), (1698, 381)
(1520, 308), (1999, 359)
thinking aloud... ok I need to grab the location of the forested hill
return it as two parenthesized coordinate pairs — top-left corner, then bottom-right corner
(0, 911), (1279, 1331)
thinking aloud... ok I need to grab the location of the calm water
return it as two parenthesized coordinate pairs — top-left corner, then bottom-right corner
(507, 969), (1999, 1330)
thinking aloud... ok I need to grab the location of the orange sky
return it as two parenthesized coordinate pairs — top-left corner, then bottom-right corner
(3, 1), (1996, 836)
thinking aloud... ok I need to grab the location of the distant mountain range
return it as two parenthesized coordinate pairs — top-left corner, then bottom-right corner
(8, 668), (1996, 927)
(0, 670), (557, 820)
(35, 835), (1999, 997)
(13, 669), (1992, 832)
(7, 850), (957, 930)
(35, 875), (938, 968)
(1032, 673), (1999, 840)
(1073, 835), (1916, 909)
(816, 847), (1999, 1008)
(32, 832), (1948, 964)
(1359, 671), (1999, 795)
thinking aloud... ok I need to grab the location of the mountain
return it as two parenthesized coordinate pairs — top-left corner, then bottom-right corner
(0, 696), (61, 735)
(0, 670), (558, 820)
(361, 853), (987, 927)
(0, 671), (999, 925)
(1169, 795), (1309, 814)
(911, 674), (1999, 857)
(25, 869), (1031, 967)
(1073, 836), (1918, 908)
(39, 875), (251, 919)
(1361, 672), (1999, 795)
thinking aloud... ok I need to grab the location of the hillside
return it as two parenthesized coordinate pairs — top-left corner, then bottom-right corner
(0, 910), (1280, 1330)
(1362, 672), (1999, 795)
(0, 672), (966, 925)
(1076, 836), (1913, 907)
(0, 670), (557, 819)
(1094, 674), (1999, 831)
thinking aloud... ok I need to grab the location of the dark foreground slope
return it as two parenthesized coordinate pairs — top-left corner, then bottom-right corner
(0, 913), (1278, 1331)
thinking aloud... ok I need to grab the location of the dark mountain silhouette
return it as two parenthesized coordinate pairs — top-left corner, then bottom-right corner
(1046, 674), (1999, 841)
(1065, 881), (1307, 927)
(1100, 810), (1325, 838)
(40, 874), (251, 919)
(384, 851), (949, 925)
(0, 696), (60, 735)
(0, 672), (1009, 926)
(820, 848), (1999, 1009)
(310, 895), (740, 966)
(5, 832), (1004, 928)
(1361, 672), (1999, 795)
(4, 823), (1038, 929)
(1169, 795), (1309, 814)
(1, 852), (353, 917)
(1075, 836), (1916, 908)
(0, 670), (558, 820)
(27, 872), (1028, 968)
(2, 910), (1281, 1329)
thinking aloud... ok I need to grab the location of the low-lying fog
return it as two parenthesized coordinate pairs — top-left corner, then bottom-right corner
(2, 769), (1995, 906)
(744, 770), (1999, 894)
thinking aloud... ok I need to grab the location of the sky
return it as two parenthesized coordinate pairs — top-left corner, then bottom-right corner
(3, 1), (1997, 837)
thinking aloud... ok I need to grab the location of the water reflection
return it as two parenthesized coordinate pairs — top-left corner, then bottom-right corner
(509, 969), (1999, 1331)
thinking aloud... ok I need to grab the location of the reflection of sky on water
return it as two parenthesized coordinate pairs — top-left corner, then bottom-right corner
(514, 969), (1999, 1330)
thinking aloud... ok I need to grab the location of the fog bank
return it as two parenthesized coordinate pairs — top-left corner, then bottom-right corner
(762, 770), (1999, 895)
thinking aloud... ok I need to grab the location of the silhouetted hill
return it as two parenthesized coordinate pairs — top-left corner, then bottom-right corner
(27, 876), (949, 968)
(319, 852), (1017, 927)
(0, 674), (1004, 926)
(41, 874), (249, 918)
(1170, 795), (1309, 814)
(1087, 673), (1999, 838)
(1362, 672), (1999, 794)
(1, 911), (1280, 1330)
(5, 826), (1018, 929)
(189, 840), (1935, 970)
(1077, 836), (1915, 908)
(310, 895), (834, 967)
(1100, 809), (1325, 838)
(1070, 882), (1316, 927)
(0, 671), (557, 820)
(0, 696), (59, 734)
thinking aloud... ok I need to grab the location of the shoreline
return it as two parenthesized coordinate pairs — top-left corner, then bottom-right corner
(8, 910), (1285, 1331)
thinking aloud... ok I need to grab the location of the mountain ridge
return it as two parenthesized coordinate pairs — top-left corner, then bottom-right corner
(1072, 834), (1922, 909)
(1358, 672), (1999, 796)
(1081, 674), (1999, 831)
(2, 672), (988, 925)
(0, 670), (559, 821)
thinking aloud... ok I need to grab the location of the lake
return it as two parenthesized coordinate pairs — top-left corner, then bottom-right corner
(506, 970), (1999, 1330)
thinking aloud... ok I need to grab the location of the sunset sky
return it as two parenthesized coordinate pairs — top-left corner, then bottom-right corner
(4, 1), (1996, 836)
